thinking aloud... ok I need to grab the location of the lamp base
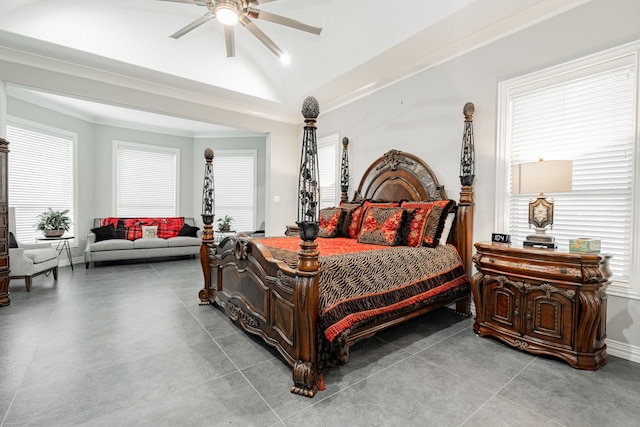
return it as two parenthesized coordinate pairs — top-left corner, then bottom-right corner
(523, 240), (557, 249)
(523, 229), (556, 249)
(522, 227), (557, 249)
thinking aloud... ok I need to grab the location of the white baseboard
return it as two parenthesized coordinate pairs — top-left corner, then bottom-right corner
(606, 339), (640, 364)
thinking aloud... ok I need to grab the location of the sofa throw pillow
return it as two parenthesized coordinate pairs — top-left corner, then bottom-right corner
(156, 217), (185, 239)
(9, 231), (19, 248)
(357, 207), (407, 246)
(91, 224), (118, 242)
(318, 207), (345, 238)
(142, 225), (158, 238)
(178, 223), (199, 237)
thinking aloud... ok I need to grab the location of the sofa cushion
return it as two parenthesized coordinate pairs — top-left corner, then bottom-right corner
(133, 238), (169, 249)
(167, 236), (201, 247)
(24, 247), (59, 264)
(177, 223), (199, 237)
(90, 239), (135, 252)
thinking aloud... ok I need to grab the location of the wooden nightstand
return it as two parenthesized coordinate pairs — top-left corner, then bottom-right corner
(470, 242), (611, 370)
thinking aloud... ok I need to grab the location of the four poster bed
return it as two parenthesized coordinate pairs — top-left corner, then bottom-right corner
(198, 102), (476, 397)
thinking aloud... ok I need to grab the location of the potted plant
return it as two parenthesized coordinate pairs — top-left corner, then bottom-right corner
(216, 214), (234, 232)
(35, 208), (71, 237)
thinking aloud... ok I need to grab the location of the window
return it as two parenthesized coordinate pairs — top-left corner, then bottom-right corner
(318, 134), (339, 209)
(497, 43), (639, 299)
(114, 141), (179, 217)
(7, 120), (76, 244)
(213, 150), (256, 232)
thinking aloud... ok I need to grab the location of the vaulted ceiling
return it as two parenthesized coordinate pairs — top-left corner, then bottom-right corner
(0, 0), (590, 134)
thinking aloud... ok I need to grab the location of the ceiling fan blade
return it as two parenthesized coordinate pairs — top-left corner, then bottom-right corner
(224, 25), (235, 58)
(157, 0), (207, 5)
(251, 9), (322, 35)
(247, 0), (278, 5)
(169, 12), (214, 39)
(240, 17), (284, 57)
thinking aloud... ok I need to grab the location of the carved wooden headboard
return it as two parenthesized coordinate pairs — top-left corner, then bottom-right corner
(353, 149), (448, 202)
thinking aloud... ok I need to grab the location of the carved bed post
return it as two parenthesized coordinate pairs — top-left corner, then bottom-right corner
(291, 96), (321, 397)
(0, 138), (9, 307)
(340, 137), (350, 203)
(199, 148), (216, 305)
(456, 102), (475, 315)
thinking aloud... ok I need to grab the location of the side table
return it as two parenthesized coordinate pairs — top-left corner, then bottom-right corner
(470, 242), (611, 370)
(36, 235), (75, 271)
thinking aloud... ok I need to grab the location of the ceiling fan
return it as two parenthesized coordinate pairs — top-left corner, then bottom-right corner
(159, 0), (322, 59)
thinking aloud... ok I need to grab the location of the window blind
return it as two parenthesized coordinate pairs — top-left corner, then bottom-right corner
(115, 142), (178, 217)
(318, 134), (339, 209)
(504, 57), (636, 282)
(7, 123), (75, 244)
(213, 151), (256, 232)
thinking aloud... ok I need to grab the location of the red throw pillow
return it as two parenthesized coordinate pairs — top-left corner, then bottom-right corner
(318, 208), (345, 238)
(339, 202), (362, 237)
(401, 200), (455, 247)
(402, 208), (429, 247)
(348, 200), (399, 238)
(357, 207), (407, 246)
(156, 217), (185, 238)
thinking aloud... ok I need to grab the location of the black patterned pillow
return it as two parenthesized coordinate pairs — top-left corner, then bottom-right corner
(318, 207), (346, 238)
(9, 232), (19, 248)
(357, 207), (407, 246)
(177, 223), (200, 237)
(91, 224), (118, 242)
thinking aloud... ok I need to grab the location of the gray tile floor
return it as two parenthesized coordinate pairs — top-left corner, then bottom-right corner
(1, 258), (639, 426)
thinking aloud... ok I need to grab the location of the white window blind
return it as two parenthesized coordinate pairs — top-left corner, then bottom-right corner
(318, 134), (339, 209)
(114, 141), (179, 217)
(7, 122), (75, 244)
(213, 150), (256, 232)
(500, 52), (636, 285)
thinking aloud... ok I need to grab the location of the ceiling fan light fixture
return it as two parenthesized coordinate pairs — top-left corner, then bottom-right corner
(214, 1), (240, 26)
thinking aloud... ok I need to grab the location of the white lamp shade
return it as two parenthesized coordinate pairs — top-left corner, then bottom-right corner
(512, 159), (573, 194)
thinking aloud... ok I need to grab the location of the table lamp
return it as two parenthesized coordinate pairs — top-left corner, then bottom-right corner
(512, 158), (572, 249)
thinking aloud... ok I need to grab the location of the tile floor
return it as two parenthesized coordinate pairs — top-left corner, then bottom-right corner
(1, 258), (639, 426)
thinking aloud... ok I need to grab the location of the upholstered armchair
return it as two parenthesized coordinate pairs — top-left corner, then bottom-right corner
(8, 208), (59, 292)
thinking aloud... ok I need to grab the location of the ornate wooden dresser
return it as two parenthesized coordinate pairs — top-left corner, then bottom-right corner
(470, 242), (611, 370)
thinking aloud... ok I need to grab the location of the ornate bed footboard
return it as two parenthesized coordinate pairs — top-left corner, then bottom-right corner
(199, 235), (321, 396)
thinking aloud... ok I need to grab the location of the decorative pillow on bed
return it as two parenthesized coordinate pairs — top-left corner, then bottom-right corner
(339, 202), (362, 237)
(402, 200), (455, 247)
(142, 225), (158, 238)
(177, 223), (199, 237)
(439, 212), (456, 245)
(357, 207), (407, 246)
(348, 201), (399, 238)
(91, 223), (118, 242)
(401, 208), (430, 247)
(318, 207), (346, 238)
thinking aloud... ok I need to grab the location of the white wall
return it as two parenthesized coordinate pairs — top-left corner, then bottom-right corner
(319, 0), (640, 361)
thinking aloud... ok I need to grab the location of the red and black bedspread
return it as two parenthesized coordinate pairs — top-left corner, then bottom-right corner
(256, 237), (469, 365)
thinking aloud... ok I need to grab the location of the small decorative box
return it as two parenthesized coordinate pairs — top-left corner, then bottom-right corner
(569, 238), (601, 253)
